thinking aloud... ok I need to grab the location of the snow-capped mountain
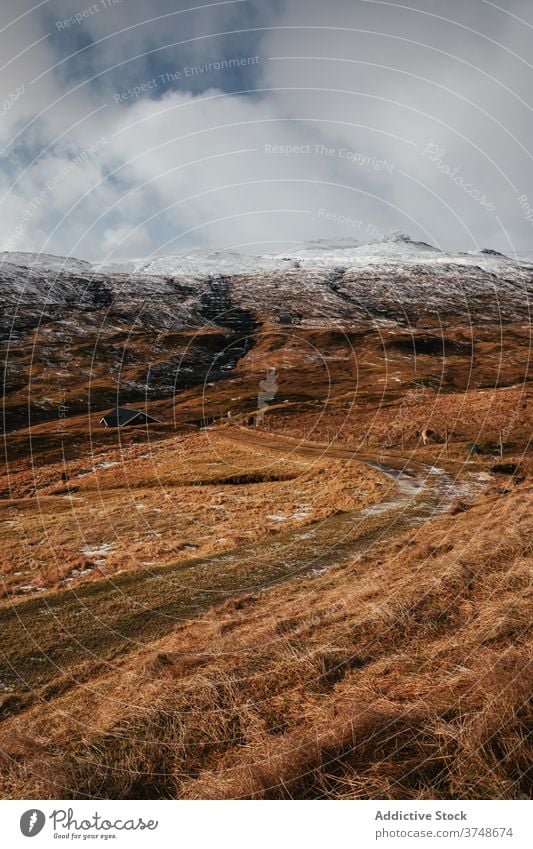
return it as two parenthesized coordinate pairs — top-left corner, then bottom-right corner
(2, 234), (531, 434)
(1, 236), (531, 327)
(90, 234), (533, 278)
(2, 234), (532, 280)
(0, 251), (91, 273)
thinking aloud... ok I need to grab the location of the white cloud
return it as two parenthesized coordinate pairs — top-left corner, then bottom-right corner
(1, 0), (533, 259)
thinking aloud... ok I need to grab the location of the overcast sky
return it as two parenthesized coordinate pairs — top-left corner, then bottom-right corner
(1, 0), (533, 261)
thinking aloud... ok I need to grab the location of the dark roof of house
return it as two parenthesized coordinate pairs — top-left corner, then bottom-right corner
(99, 407), (160, 427)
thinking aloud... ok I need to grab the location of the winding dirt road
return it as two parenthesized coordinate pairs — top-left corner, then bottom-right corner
(216, 426), (484, 573)
(0, 428), (484, 699)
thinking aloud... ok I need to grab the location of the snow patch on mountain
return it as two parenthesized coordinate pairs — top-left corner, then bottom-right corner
(2, 236), (532, 282)
(0, 252), (91, 273)
(92, 235), (533, 278)
(1, 237), (531, 325)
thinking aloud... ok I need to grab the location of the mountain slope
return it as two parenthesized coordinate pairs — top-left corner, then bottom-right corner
(1, 236), (531, 433)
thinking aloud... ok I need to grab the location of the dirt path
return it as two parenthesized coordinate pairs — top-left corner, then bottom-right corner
(0, 429), (484, 705)
(218, 426), (483, 533)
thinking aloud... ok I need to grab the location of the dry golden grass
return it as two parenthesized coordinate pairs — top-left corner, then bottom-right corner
(0, 470), (531, 800)
(0, 432), (385, 595)
(1, 317), (531, 800)
(267, 383), (533, 454)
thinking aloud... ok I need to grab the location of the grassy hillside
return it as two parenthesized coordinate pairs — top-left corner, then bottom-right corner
(1, 302), (531, 799)
(0, 454), (530, 799)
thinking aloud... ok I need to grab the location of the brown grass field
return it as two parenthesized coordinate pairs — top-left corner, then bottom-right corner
(0, 314), (532, 800)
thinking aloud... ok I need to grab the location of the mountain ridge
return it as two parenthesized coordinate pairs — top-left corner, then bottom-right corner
(2, 235), (532, 281)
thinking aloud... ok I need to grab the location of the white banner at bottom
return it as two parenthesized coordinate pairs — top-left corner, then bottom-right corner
(1, 799), (531, 848)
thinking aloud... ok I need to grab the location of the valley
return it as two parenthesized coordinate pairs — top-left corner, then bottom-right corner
(0, 236), (531, 800)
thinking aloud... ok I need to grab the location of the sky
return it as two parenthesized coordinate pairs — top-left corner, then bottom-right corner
(1, 0), (533, 261)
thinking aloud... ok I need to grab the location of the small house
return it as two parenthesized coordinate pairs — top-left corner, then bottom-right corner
(99, 407), (160, 428)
